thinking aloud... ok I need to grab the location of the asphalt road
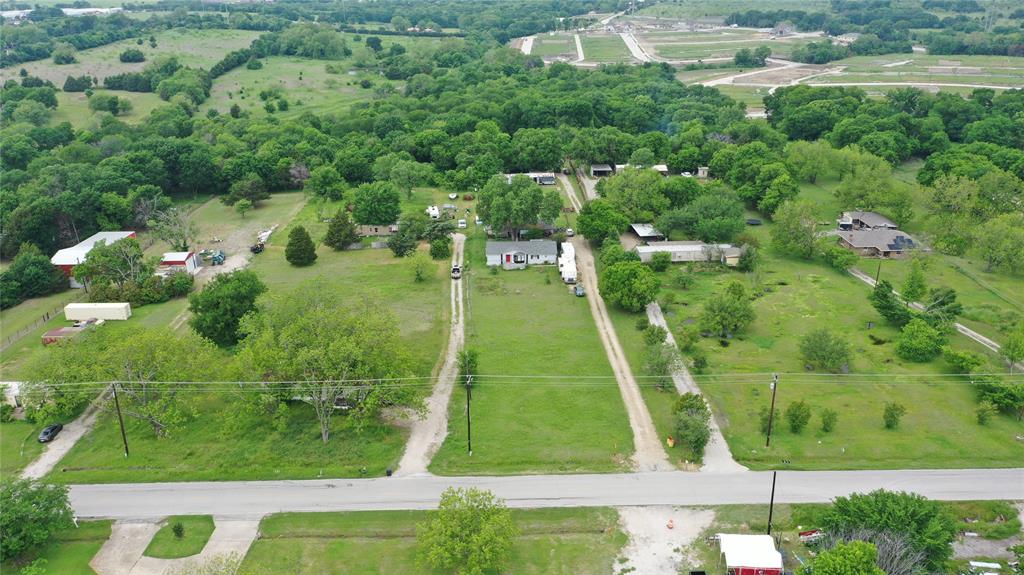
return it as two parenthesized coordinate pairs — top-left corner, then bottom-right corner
(71, 468), (1023, 519)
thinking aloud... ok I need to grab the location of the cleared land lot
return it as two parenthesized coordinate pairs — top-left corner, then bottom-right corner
(636, 0), (830, 20)
(240, 508), (626, 574)
(531, 33), (578, 59)
(580, 33), (632, 62)
(650, 36), (813, 60)
(429, 234), (634, 475)
(813, 53), (1024, 88)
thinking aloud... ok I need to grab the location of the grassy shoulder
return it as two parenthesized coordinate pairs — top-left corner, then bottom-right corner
(240, 507), (626, 574)
(0, 520), (113, 575)
(430, 234), (634, 475)
(0, 419), (45, 478)
(144, 515), (215, 559)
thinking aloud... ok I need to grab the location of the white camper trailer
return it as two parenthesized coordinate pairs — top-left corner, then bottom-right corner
(64, 302), (132, 321)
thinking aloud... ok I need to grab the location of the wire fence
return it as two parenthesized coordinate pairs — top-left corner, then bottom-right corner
(0, 302), (68, 353)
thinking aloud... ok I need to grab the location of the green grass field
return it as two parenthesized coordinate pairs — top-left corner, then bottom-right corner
(144, 516), (215, 559)
(240, 508), (627, 574)
(637, 175), (1024, 470)
(580, 34), (632, 62)
(430, 234), (634, 474)
(0, 28), (261, 86)
(635, 0), (830, 20)
(713, 84), (770, 107)
(0, 520), (113, 575)
(50, 89), (167, 128)
(0, 419), (45, 477)
(47, 389), (409, 483)
(652, 37), (812, 60)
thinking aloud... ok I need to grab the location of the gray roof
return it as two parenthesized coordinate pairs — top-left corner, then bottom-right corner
(486, 240), (558, 257)
(629, 223), (664, 238)
(841, 229), (917, 251)
(843, 211), (896, 228)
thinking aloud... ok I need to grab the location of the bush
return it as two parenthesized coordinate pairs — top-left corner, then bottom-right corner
(785, 400), (812, 433)
(883, 402), (906, 429)
(690, 347), (708, 373)
(799, 328), (851, 372)
(0, 479), (72, 561)
(895, 319), (944, 362)
(759, 406), (779, 434)
(635, 317), (650, 331)
(171, 521), (185, 539)
(643, 325), (667, 346)
(119, 49), (146, 63)
(649, 251), (671, 272)
(672, 269), (694, 289)
(942, 347), (983, 374)
(676, 412), (711, 461)
(0, 404), (13, 423)
(975, 401), (997, 425)
(429, 237), (451, 260)
(673, 392), (706, 415)
(821, 408), (838, 432)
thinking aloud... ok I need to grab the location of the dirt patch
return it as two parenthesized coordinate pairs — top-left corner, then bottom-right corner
(617, 507), (715, 575)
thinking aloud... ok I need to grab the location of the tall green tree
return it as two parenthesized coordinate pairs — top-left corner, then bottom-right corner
(477, 175), (561, 240)
(821, 490), (957, 571)
(73, 237), (154, 289)
(188, 270), (267, 347)
(353, 181), (402, 225)
(901, 259), (928, 302)
(238, 285), (416, 443)
(285, 225), (317, 266)
(323, 210), (360, 251)
(599, 261), (661, 312)
(799, 328), (851, 373)
(869, 280), (914, 327)
(770, 199), (818, 259)
(0, 479), (72, 561)
(577, 199), (629, 245)
(148, 207), (198, 252)
(700, 281), (755, 338)
(417, 487), (517, 575)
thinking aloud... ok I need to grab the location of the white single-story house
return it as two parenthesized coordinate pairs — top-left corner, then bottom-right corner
(160, 252), (201, 275)
(558, 242), (577, 284)
(506, 172), (557, 185)
(629, 223), (666, 242)
(485, 240), (558, 269)
(357, 224), (399, 237)
(50, 231), (136, 288)
(838, 229), (918, 258)
(837, 210), (897, 231)
(635, 241), (742, 266)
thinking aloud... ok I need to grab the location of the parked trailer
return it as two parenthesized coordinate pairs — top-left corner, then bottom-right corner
(64, 302), (132, 321)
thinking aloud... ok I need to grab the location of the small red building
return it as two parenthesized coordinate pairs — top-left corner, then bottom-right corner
(717, 534), (783, 575)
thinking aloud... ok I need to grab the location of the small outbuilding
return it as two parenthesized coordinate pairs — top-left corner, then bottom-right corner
(652, 164), (670, 176)
(716, 534), (783, 575)
(485, 240), (558, 269)
(629, 223), (666, 242)
(50, 231), (136, 288)
(507, 172), (557, 185)
(160, 252), (201, 275)
(591, 164), (614, 177)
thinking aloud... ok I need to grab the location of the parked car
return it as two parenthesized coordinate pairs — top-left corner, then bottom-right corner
(475, 217), (483, 225)
(451, 265), (462, 280)
(448, 193), (458, 200)
(574, 286), (585, 297)
(38, 423), (63, 443)
(682, 171), (693, 177)
(457, 219), (467, 229)
(566, 228), (575, 237)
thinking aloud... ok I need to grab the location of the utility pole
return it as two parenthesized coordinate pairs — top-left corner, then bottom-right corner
(874, 259), (882, 284)
(765, 373), (778, 448)
(112, 384), (129, 458)
(766, 471), (777, 535)
(465, 374), (473, 456)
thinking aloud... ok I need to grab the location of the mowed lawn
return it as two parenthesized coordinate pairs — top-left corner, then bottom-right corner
(0, 520), (113, 575)
(240, 508), (626, 574)
(0, 419), (45, 478)
(531, 33), (578, 59)
(430, 236), (634, 475)
(144, 516), (215, 559)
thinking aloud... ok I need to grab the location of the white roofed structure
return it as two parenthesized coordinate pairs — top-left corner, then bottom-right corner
(717, 534), (783, 573)
(50, 231), (135, 267)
